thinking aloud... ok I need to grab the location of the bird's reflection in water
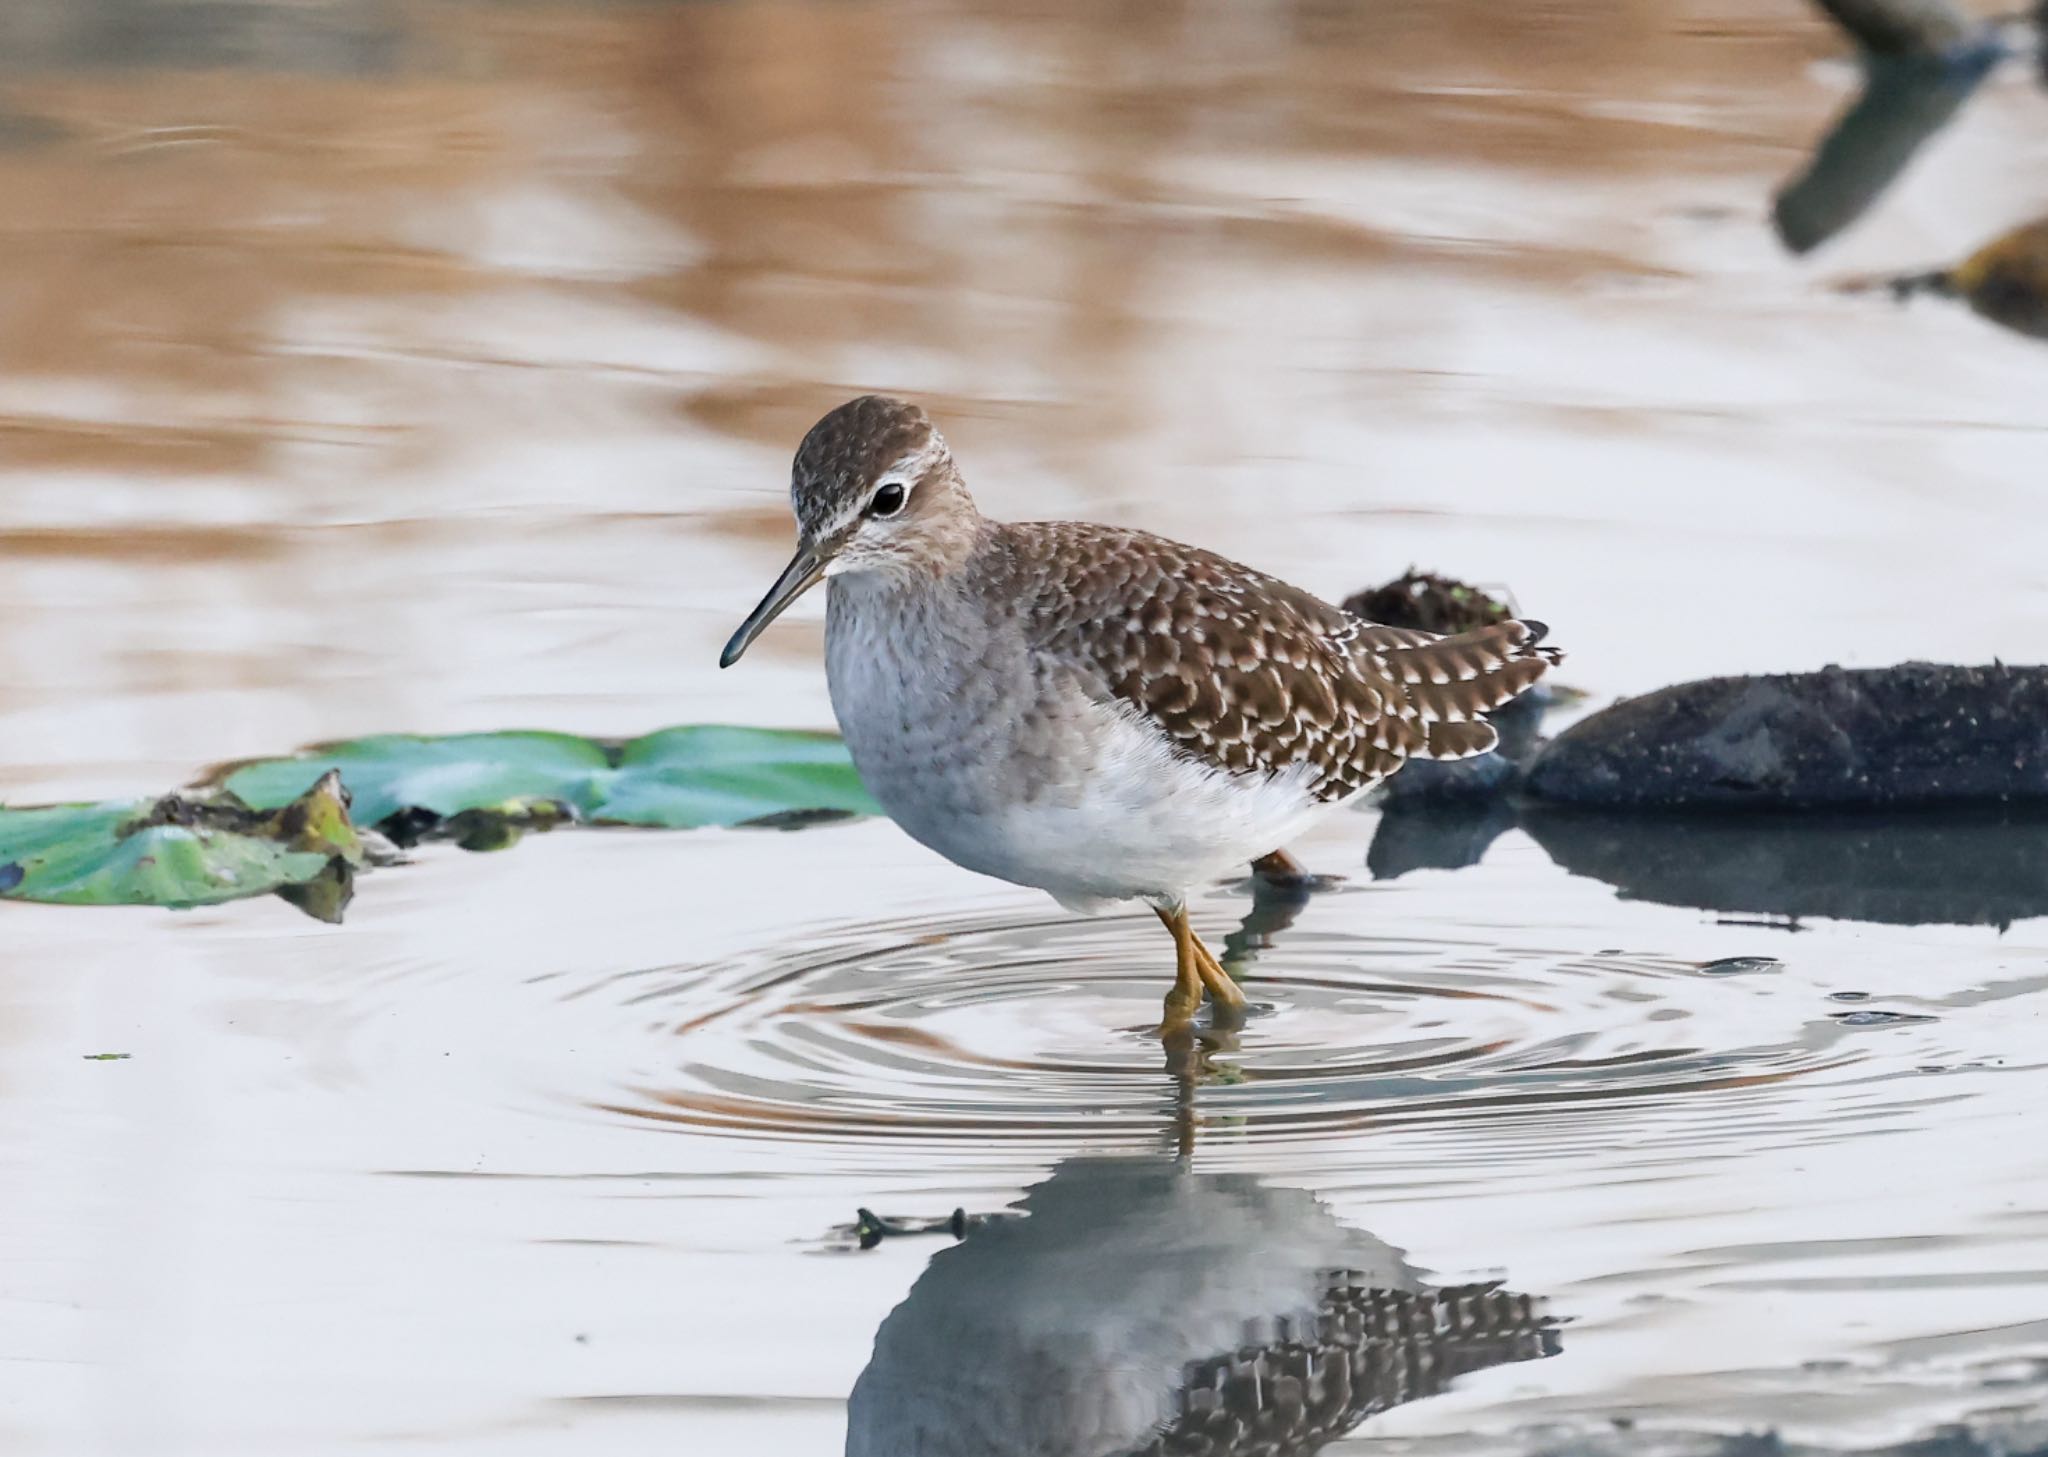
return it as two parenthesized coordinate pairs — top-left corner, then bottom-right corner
(845, 1157), (1559, 1457)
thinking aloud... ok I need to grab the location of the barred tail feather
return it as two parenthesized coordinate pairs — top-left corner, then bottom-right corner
(1367, 619), (1563, 756)
(1418, 717), (1501, 760)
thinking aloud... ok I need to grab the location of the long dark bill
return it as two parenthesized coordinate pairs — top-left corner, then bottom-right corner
(719, 545), (826, 667)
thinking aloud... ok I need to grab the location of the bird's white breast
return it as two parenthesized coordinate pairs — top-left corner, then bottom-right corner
(825, 575), (1336, 909)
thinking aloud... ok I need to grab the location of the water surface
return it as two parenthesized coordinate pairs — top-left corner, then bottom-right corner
(2, 1), (2046, 1452)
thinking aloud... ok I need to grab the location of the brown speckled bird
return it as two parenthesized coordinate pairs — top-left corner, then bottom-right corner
(721, 396), (1561, 1032)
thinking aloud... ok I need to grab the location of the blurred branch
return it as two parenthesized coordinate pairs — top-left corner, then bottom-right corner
(1808, 0), (1985, 55)
(1772, 53), (1995, 253)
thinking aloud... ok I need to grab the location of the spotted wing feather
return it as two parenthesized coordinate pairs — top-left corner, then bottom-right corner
(987, 523), (1560, 800)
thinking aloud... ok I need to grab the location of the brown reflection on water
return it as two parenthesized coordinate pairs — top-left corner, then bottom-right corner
(0, 0), (2044, 803)
(0, 0), (1828, 470)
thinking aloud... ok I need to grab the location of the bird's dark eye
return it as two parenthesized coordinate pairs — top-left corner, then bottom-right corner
(869, 482), (907, 517)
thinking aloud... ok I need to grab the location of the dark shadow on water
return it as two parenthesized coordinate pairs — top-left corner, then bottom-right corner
(1773, 50), (2001, 255)
(844, 1156), (1558, 1457)
(1373, 799), (2048, 930)
(1367, 797), (1520, 882)
(1521, 806), (2048, 930)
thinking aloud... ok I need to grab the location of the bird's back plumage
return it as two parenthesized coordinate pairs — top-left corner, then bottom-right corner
(976, 520), (1559, 804)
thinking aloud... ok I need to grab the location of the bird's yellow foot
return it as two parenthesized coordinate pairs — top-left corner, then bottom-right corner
(1154, 901), (1207, 1036)
(1153, 902), (1243, 1035)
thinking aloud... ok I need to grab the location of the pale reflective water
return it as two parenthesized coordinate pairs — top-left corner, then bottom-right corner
(3, 2), (2047, 1453)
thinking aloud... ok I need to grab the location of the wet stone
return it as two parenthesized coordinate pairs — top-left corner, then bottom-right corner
(1526, 663), (2048, 810)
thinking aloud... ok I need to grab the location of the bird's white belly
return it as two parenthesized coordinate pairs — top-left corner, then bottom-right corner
(887, 705), (1334, 912)
(826, 578), (1338, 910)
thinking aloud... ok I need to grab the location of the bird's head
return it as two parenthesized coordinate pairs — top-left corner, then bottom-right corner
(721, 395), (977, 668)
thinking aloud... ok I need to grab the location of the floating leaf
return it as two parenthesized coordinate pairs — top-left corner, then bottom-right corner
(219, 725), (879, 833)
(3, 728), (876, 918)
(217, 732), (609, 827)
(0, 771), (359, 911)
(593, 726), (881, 827)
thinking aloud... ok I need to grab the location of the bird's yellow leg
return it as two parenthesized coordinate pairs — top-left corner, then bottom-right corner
(1153, 903), (1205, 1033)
(1190, 931), (1247, 1013)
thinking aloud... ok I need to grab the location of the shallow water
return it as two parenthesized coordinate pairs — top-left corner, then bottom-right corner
(3, 1), (2047, 1453)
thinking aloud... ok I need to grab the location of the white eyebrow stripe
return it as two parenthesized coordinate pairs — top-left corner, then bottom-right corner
(878, 452), (922, 484)
(818, 432), (950, 539)
(880, 431), (947, 486)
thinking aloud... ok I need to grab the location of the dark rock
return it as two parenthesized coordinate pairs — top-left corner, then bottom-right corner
(1525, 663), (2048, 809)
(1522, 806), (2048, 928)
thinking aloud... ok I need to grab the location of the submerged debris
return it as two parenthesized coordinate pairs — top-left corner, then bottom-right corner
(1342, 569), (1513, 637)
(736, 806), (864, 831)
(275, 859), (357, 925)
(121, 769), (363, 863)
(1864, 216), (2048, 340)
(376, 799), (577, 853)
(1697, 956), (1784, 976)
(835, 1206), (1017, 1252)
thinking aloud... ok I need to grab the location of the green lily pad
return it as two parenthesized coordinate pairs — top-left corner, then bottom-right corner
(0, 771), (361, 910)
(218, 725), (879, 832)
(593, 726), (881, 826)
(218, 732), (610, 827)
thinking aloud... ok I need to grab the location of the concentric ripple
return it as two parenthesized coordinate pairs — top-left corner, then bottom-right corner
(566, 892), (1974, 1166)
